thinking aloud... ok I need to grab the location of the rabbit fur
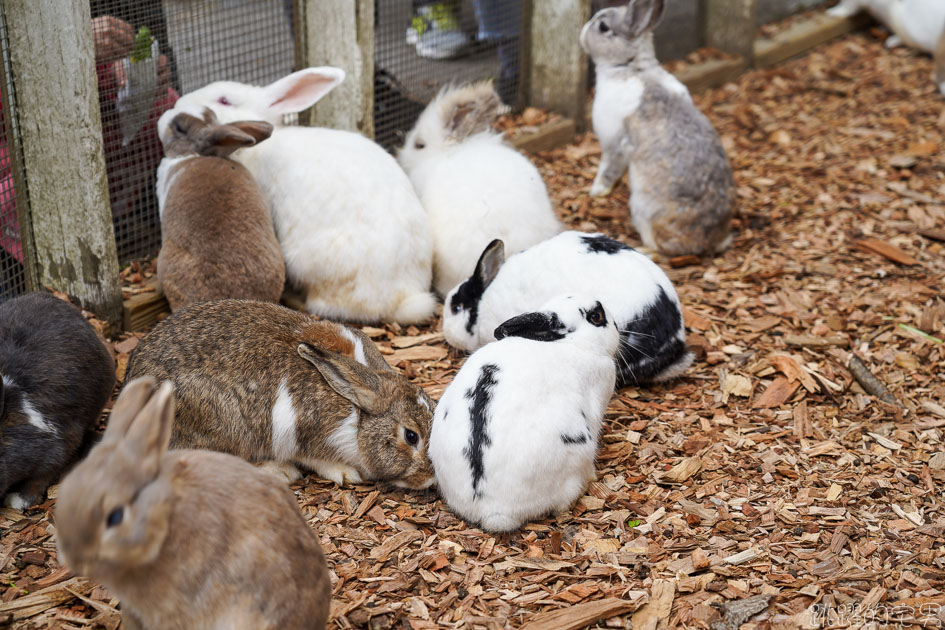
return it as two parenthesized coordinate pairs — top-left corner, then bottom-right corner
(0, 293), (114, 509)
(155, 107), (285, 310)
(429, 294), (618, 532)
(581, 0), (735, 256)
(442, 231), (692, 387)
(398, 81), (562, 295)
(169, 67), (436, 324)
(56, 377), (331, 630)
(126, 299), (434, 489)
(828, 0), (945, 96)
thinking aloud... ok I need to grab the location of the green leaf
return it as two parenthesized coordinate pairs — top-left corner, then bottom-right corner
(626, 518), (642, 528)
(129, 26), (155, 63)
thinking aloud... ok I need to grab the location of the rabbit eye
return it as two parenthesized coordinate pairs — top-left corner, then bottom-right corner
(599, 21), (610, 33)
(217, 96), (232, 106)
(404, 428), (419, 447)
(585, 303), (607, 327)
(106, 507), (124, 528)
(450, 301), (462, 314)
(415, 140), (426, 150)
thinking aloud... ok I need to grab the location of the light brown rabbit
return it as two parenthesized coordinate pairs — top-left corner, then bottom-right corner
(56, 377), (331, 630)
(155, 106), (285, 310)
(125, 299), (434, 489)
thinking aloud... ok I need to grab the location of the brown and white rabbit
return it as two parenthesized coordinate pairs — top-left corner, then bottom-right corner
(1, 292), (114, 509)
(581, 0), (735, 256)
(125, 299), (434, 488)
(155, 106), (285, 310)
(56, 377), (331, 630)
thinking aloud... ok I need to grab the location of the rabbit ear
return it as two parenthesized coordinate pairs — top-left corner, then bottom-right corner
(624, 0), (665, 37)
(446, 84), (501, 141)
(262, 67), (346, 115)
(229, 120), (274, 144)
(104, 377), (159, 442)
(298, 343), (387, 414)
(494, 311), (567, 342)
(120, 380), (175, 478)
(475, 239), (505, 290)
(200, 125), (261, 157)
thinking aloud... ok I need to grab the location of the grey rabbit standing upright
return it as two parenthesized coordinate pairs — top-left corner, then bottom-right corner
(0, 292), (115, 509)
(581, 0), (735, 256)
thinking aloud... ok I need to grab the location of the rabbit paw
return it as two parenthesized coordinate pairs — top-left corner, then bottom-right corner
(303, 459), (364, 486)
(884, 35), (903, 49)
(3, 493), (33, 511)
(589, 178), (616, 198)
(826, 4), (855, 18)
(260, 461), (303, 483)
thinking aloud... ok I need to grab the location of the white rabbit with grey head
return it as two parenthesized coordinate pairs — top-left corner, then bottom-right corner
(442, 231), (692, 387)
(429, 294), (618, 533)
(581, 0), (735, 256)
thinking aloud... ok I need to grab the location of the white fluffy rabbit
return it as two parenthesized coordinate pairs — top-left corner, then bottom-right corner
(398, 82), (562, 295)
(828, 0), (945, 96)
(165, 68), (436, 324)
(429, 294), (618, 533)
(442, 231), (692, 387)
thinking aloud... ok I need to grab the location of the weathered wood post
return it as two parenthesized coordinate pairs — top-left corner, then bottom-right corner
(524, 0), (591, 131)
(295, 0), (375, 136)
(3, 0), (122, 328)
(704, 0), (757, 65)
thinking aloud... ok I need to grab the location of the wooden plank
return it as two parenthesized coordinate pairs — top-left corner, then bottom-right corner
(525, 0), (591, 130)
(511, 118), (576, 153)
(123, 279), (169, 332)
(674, 56), (747, 93)
(4, 0), (122, 329)
(704, 0), (757, 63)
(754, 12), (872, 68)
(297, 0), (374, 135)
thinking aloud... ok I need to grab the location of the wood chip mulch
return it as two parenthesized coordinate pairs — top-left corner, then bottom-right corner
(3, 29), (945, 630)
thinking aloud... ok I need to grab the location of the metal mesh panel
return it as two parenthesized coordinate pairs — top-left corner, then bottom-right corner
(0, 2), (32, 301)
(90, 0), (295, 263)
(374, 0), (524, 151)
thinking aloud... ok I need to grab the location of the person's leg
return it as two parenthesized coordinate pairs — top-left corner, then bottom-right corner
(473, 0), (521, 105)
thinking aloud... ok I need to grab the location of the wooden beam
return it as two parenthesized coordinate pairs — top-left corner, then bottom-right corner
(675, 57), (747, 93)
(297, 0), (374, 136)
(511, 118), (576, 154)
(525, 0), (591, 131)
(754, 11), (872, 68)
(704, 0), (757, 63)
(4, 0), (122, 329)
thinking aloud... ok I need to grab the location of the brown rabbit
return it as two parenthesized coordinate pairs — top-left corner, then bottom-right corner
(56, 377), (331, 630)
(125, 299), (434, 489)
(155, 106), (285, 310)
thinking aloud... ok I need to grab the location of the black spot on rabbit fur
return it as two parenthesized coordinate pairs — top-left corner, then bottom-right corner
(581, 235), (633, 255)
(560, 432), (589, 445)
(463, 364), (499, 499)
(451, 277), (484, 335)
(494, 312), (566, 343)
(616, 286), (687, 386)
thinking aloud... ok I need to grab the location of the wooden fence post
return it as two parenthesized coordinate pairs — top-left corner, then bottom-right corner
(704, 0), (757, 64)
(525, 0), (591, 131)
(296, 0), (375, 136)
(3, 0), (122, 328)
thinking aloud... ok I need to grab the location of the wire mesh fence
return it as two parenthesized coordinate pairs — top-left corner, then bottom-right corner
(0, 2), (32, 301)
(374, 0), (524, 151)
(90, 0), (295, 263)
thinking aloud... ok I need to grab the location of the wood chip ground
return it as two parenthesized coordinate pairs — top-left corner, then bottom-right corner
(3, 29), (945, 630)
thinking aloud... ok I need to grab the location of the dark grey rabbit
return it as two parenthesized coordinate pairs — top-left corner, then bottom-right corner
(0, 292), (115, 509)
(580, 0), (735, 256)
